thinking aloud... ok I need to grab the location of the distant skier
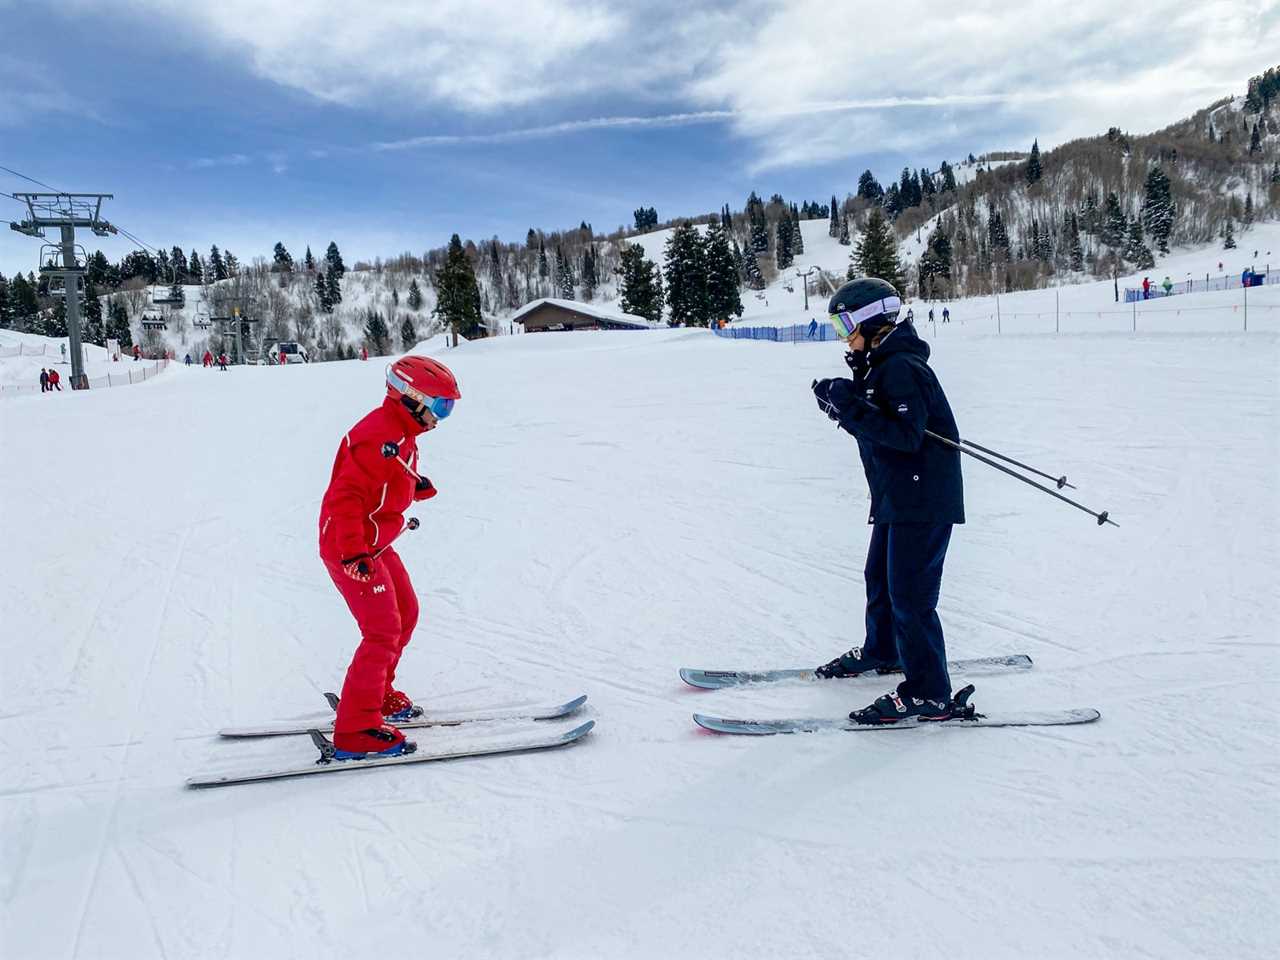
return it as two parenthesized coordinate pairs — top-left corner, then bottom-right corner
(361, 345), (369, 361)
(1142, 276), (1151, 299)
(811, 278), (965, 723)
(39, 368), (49, 393)
(808, 318), (818, 339)
(217, 353), (229, 371)
(928, 306), (935, 323)
(132, 344), (141, 361)
(317, 355), (459, 758)
(202, 350), (213, 368)
(184, 353), (192, 366)
(47, 368), (62, 392)
(942, 306), (950, 323)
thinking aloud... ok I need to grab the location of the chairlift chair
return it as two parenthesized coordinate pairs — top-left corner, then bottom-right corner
(151, 265), (185, 307)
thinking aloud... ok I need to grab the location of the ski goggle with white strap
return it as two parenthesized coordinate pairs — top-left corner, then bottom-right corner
(387, 364), (456, 420)
(829, 295), (902, 338)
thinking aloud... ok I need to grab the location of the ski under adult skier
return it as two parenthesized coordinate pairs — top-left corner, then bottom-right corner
(318, 355), (460, 758)
(811, 278), (965, 723)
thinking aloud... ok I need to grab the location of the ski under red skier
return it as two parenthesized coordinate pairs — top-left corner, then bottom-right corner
(318, 354), (460, 758)
(812, 278), (966, 724)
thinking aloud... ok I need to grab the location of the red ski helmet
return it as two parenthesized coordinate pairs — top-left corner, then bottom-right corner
(386, 355), (460, 423)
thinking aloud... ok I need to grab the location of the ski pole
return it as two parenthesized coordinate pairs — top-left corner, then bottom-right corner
(373, 517), (419, 559)
(926, 428), (1117, 527)
(958, 438), (1076, 490)
(381, 441), (423, 482)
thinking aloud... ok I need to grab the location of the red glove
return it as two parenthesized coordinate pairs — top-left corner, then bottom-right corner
(341, 554), (373, 582)
(414, 476), (437, 501)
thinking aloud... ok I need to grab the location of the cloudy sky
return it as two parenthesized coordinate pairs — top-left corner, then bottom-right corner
(1, 0), (1274, 274)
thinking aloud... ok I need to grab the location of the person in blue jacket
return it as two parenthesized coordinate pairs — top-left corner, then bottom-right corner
(811, 277), (965, 723)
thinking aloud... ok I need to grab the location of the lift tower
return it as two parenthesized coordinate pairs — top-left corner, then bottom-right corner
(9, 193), (116, 388)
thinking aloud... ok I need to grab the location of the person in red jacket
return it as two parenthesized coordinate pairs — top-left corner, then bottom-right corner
(202, 350), (213, 368)
(318, 355), (460, 758)
(47, 367), (62, 391)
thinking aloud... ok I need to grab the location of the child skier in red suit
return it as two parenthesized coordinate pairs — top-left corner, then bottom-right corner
(318, 355), (460, 758)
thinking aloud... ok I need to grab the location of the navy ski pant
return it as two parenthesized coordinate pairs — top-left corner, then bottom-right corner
(861, 522), (953, 701)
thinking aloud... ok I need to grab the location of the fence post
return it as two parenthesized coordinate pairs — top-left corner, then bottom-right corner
(1132, 300), (1136, 333)
(996, 293), (1001, 334)
(1243, 281), (1248, 332)
(1055, 289), (1059, 334)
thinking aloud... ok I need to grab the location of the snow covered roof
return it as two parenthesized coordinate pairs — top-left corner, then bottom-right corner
(510, 298), (654, 329)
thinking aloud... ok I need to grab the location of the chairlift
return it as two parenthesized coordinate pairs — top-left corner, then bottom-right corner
(194, 298), (212, 329)
(37, 242), (87, 276)
(141, 314), (168, 330)
(152, 265), (185, 307)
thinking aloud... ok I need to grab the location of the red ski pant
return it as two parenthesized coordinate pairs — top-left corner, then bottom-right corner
(324, 547), (419, 732)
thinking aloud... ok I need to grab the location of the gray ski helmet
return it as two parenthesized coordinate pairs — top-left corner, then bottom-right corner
(827, 277), (902, 338)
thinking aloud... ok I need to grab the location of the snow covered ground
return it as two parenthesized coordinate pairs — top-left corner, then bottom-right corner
(1, 315), (1277, 958)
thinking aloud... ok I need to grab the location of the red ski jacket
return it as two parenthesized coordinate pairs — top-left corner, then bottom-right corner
(319, 397), (433, 563)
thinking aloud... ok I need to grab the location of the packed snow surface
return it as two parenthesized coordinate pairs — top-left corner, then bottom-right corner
(1, 318), (1277, 958)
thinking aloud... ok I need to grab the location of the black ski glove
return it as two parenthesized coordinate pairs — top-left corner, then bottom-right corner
(414, 476), (437, 501)
(843, 349), (868, 379)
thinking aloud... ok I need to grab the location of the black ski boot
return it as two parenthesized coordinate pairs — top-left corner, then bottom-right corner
(815, 646), (902, 679)
(850, 684), (977, 725)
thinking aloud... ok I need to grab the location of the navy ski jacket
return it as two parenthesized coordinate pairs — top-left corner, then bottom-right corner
(825, 322), (965, 525)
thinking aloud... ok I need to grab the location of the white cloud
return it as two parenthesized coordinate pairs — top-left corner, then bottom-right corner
(686, 0), (1280, 171)
(120, 0), (1278, 172)
(189, 154), (250, 169)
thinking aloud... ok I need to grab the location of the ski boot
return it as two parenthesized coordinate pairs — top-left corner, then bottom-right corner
(381, 689), (423, 722)
(815, 646), (903, 679)
(331, 724), (416, 760)
(850, 684), (977, 725)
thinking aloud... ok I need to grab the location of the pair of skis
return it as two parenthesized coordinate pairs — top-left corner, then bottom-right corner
(187, 694), (593, 788)
(681, 653), (1100, 734)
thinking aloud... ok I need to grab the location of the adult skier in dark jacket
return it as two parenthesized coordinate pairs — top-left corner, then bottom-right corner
(812, 277), (964, 723)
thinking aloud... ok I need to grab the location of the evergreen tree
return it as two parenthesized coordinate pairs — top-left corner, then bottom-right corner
(581, 245), (598, 300)
(703, 221), (743, 325)
(400, 314), (416, 349)
(1123, 219), (1154, 269)
(47, 298), (68, 338)
(838, 211), (851, 246)
(433, 234), (483, 338)
(829, 194), (840, 237)
(108, 300), (132, 347)
(775, 216), (795, 270)
(555, 247), (575, 300)
(1026, 139), (1043, 184)
(315, 269), (333, 313)
(939, 160), (957, 192)
(663, 223), (709, 326)
(11, 274), (39, 331)
(273, 242), (294, 271)
(742, 244), (765, 289)
(0, 272), (10, 329)
(921, 168), (937, 201)
(852, 208), (904, 288)
(82, 283), (104, 343)
(1250, 122), (1262, 154)
(537, 238), (549, 282)
(304, 245), (315, 271)
(721, 204), (732, 231)
(857, 170), (884, 203)
(1101, 192), (1126, 248)
(745, 192), (769, 253)
(1068, 213), (1084, 271)
(363, 308), (390, 355)
(616, 243), (665, 323)
(407, 277), (423, 311)
(1208, 121), (1216, 143)
(188, 250), (204, 284)
(987, 209), (1011, 254)
(1272, 161), (1280, 184)
(170, 246), (189, 280)
(791, 206), (805, 255)
(1141, 165), (1175, 255)
(325, 264), (342, 308)
(325, 241), (345, 279)
(209, 245), (227, 281)
(224, 250), (239, 275)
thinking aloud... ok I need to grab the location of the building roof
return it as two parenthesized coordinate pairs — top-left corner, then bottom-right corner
(509, 298), (655, 329)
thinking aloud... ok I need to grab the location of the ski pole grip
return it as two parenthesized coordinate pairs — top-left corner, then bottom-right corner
(407, 517), (420, 530)
(381, 441), (399, 458)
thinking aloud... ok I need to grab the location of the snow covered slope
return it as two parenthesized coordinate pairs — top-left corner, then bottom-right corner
(1, 321), (1276, 958)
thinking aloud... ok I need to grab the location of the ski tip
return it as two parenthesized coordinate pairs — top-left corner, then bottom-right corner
(324, 691), (340, 711)
(560, 719), (595, 743)
(561, 694), (589, 714)
(679, 669), (727, 689)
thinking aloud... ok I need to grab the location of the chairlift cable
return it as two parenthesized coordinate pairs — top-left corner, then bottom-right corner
(0, 162), (62, 192)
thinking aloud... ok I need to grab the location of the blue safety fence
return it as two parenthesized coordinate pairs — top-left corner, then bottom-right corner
(1123, 268), (1275, 303)
(714, 322), (842, 342)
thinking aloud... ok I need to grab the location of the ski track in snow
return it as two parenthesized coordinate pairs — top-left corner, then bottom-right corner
(1, 319), (1277, 959)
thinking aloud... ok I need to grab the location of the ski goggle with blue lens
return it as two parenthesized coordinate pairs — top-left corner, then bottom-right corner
(828, 295), (902, 338)
(387, 364), (456, 420)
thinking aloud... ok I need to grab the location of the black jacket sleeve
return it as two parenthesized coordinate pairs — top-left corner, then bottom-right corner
(837, 357), (928, 452)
